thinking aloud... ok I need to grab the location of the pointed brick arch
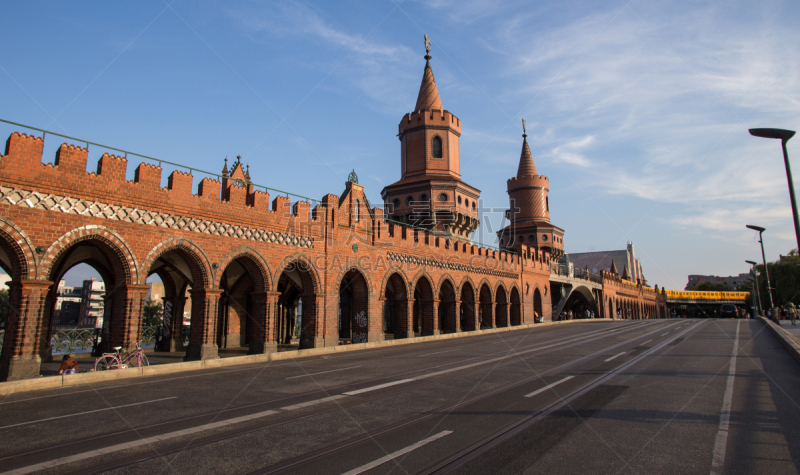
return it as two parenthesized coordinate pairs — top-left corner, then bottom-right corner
(39, 225), (139, 284)
(274, 252), (322, 297)
(140, 237), (212, 288)
(0, 216), (37, 281)
(380, 266), (409, 299)
(214, 245), (271, 291)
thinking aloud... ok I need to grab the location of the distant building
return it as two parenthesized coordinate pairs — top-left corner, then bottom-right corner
(685, 274), (750, 290)
(0, 272), (10, 289)
(146, 282), (164, 301)
(78, 279), (105, 329)
(53, 280), (82, 327)
(566, 242), (644, 283)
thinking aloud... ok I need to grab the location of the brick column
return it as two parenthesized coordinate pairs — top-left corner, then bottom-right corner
(368, 295), (385, 343)
(169, 297), (188, 351)
(505, 303), (512, 327)
(300, 293), (324, 349)
(454, 301), (462, 333)
(422, 299), (439, 336)
(394, 298), (415, 339)
(248, 290), (277, 354)
(185, 288), (222, 361)
(106, 284), (150, 354)
(489, 302), (496, 328)
(0, 280), (52, 381)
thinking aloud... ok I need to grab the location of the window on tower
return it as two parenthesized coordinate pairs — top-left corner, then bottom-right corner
(432, 136), (443, 158)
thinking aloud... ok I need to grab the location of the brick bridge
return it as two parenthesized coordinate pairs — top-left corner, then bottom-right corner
(0, 47), (667, 381)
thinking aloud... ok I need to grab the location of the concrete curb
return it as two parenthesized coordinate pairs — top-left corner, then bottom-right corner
(0, 318), (617, 396)
(759, 316), (800, 365)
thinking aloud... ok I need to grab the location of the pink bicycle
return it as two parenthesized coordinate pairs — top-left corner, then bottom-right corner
(94, 343), (149, 371)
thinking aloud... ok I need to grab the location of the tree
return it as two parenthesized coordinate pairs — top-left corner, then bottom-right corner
(142, 298), (163, 327)
(755, 248), (800, 307)
(695, 281), (729, 292)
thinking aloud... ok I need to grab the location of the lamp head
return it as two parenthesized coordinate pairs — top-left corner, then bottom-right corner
(746, 224), (766, 233)
(745, 260), (757, 266)
(749, 128), (796, 141)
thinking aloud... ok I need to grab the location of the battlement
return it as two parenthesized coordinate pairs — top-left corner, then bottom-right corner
(96, 153), (127, 181)
(398, 109), (461, 135)
(507, 174), (548, 192)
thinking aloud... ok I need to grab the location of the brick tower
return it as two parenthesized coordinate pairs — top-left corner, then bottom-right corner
(381, 36), (480, 239)
(498, 121), (564, 258)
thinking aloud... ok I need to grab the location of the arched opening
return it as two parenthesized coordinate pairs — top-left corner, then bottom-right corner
(413, 277), (434, 336)
(339, 269), (369, 344)
(438, 280), (456, 333)
(510, 287), (521, 325)
(460, 282), (476, 331)
(495, 286), (508, 327)
(383, 273), (408, 339)
(533, 288), (543, 323)
(479, 284), (493, 329)
(276, 259), (318, 349)
(0, 228), (39, 380)
(216, 254), (269, 355)
(144, 242), (210, 360)
(43, 236), (134, 361)
(432, 136), (443, 159)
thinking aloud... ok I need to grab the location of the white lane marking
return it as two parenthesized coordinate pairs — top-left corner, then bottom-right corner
(281, 394), (348, 411)
(524, 376), (575, 398)
(285, 366), (362, 380)
(419, 349), (460, 357)
(341, 430), (453, 475)
(661, 332), (669, 336)
(604, 352), (626, 362)
(0, 397), (177, 431)
(710, 320), (740, 475)
(642, 340), (653, 345)
(343, 379), (416, 396)
(1, 409), (280, 475)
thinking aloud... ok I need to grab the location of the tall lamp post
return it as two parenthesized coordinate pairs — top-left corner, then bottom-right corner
(748, 128), (800, 252)
(746, 224), (775, 311)
(745, 260), (762, 316)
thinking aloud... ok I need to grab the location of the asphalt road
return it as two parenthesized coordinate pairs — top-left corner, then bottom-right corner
(0, 319), (798, 474)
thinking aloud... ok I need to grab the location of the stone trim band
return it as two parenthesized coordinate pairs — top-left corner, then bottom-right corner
(0, 186), (314, 249)
(387, 251), (517, 279)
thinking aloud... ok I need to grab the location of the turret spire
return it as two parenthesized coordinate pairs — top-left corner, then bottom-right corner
(414, 34), (443, 112)
(516, 118), (537, 178)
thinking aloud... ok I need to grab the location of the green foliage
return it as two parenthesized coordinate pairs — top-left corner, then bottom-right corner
(0, 288), (8, 328)
(695, 281), (730, 291)
(142, 298), (163, 327)
(755, 250), (800, 307)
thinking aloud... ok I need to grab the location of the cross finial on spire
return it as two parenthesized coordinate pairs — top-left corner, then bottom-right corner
(222, 156), (229, 176)
(424, 34), (432, 60)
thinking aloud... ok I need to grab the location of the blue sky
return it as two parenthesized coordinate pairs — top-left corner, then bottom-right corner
(2, 0), (799, 290)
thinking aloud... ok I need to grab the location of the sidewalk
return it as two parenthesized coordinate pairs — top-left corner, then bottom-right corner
(40, 344), (301, 376)
(775, 320), (800, 341)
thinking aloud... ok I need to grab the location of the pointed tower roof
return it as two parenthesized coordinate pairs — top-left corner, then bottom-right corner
(414, 37), (443, 112)
(622, 265), (630, 280)
(516, 120), (537, 178)
(610, 260), (618, 275)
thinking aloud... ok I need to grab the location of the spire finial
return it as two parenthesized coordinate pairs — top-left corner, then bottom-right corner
(245, 163), (251, 181)
(424, 34), (432, 60)
(222, 156), (229, 176)
(522, 118), (527, 139)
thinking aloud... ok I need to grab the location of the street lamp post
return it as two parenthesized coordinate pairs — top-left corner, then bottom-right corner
(745, 260), (762, 316)
(749, 128), (799, 252)
(746, 225), (775, 313)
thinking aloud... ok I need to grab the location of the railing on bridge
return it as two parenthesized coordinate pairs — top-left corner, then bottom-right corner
(551, 264), (602, 284)
(0, 326), (191, 355)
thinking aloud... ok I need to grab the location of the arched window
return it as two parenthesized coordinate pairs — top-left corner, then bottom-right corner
(354, 199), (360, 222)
(432, 136), (443, 158)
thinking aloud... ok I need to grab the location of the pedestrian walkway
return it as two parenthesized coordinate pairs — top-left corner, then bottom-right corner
(39, 344), (301, 376)
(775, 320), (800, 340)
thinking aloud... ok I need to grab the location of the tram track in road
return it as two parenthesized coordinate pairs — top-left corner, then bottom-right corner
(0, 321), (672, 474)
(73, 321), (683, 475)
(421, 320), (706, 474)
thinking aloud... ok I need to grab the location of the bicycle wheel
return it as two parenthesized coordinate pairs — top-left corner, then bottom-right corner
(133, 352), (149, 367)
(95, 355), (117, 371)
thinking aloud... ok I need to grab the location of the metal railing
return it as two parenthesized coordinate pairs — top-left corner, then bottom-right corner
(551, 264), (602, 284)
(0, 118), (318, 205)
(0, 325), (191, 356)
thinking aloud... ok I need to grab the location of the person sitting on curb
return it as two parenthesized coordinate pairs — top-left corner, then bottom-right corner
(58, 355), (79, 375)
